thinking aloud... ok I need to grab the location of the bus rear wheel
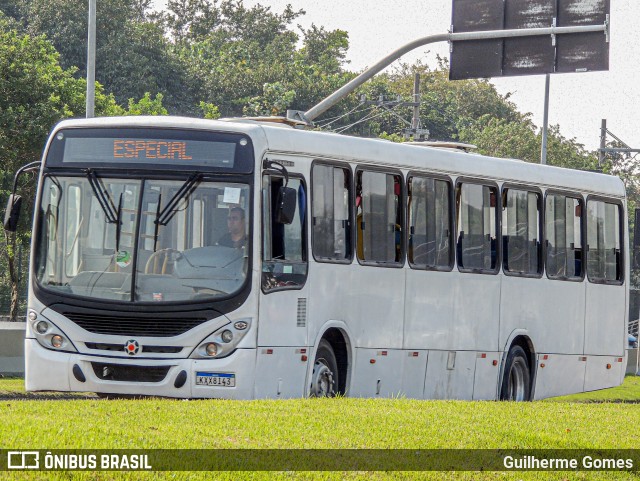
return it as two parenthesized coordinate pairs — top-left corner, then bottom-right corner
(310, 340), (338, 397)
(500, 345), (531, 401)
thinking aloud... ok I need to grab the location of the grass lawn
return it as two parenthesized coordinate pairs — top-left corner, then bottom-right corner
(0, 376), (639, 480)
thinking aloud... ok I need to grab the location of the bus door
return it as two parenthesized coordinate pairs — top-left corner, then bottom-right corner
(256, 172), (309, 397)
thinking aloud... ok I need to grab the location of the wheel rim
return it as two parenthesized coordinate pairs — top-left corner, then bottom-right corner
(507, 358), (527, 401)
(310, 360), (335, 397)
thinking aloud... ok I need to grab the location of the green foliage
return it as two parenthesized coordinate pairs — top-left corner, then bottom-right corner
(18, 0), (191, 112)
(244, 82), (296, 117)
(199, 101), (221, 119)
(0, 20), (121, 317)
(125, 92), (169, 116)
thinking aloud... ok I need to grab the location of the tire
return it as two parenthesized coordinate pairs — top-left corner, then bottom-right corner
(309, 339), (339, 397)
(500, 345), (531, 401)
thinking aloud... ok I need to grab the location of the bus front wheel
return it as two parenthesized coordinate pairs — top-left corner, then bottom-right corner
(500, 345), (531, 401)
(310, 339), (338, 397)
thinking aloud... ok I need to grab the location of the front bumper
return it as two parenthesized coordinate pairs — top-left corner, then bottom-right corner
(25, 338), (257, 399)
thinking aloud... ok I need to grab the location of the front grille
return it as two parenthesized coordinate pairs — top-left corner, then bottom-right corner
(85, 343), (183, 354)
(65, 312), (205, 337)
(91, 363), (171, 383)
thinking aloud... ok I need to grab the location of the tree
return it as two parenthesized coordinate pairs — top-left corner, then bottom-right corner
(0, 18), (121, 319)
(16, 0), (191, 113)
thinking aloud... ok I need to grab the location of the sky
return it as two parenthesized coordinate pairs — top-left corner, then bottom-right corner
(152, 0), (639, 152)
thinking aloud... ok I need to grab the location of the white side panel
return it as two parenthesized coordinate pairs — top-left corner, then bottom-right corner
(451, 274), (501, 351)
(500, 278), (585, 354)
(472, 352), (500, 400)
(400, 350), (428, 399)
(423, 350), (476, 400)
(584, 283), (626, 356)
(350, 348), (404, 397)
(404, 270), (455, 350)
(257, 289), (309, 347)
(404, 270), (500, 352)
(253, 347), (309, 398)
(532, 354), (586, 399)
(308, 263), (405, 350)
(584, 355), (625, 392)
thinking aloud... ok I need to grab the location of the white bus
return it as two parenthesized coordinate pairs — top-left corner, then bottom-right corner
(7, 115), (628, 400)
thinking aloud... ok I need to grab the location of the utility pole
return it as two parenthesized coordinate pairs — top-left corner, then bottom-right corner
(86, 0), (96, 118)
(598, 119), (640, 162)
(403, 73), (429, 141)
(411, 73), (420, 133)
(598, 119), (607, 167)
(540, 74), (550, 165)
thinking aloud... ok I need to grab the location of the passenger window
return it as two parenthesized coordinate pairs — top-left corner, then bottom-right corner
(587, 199), (622, 283)
(356, 170), (403, 264)
(456, 182), (498, 272)
(262, 175), (308, 291)
(407, 176), (452, 269)
(545, 194), (583, 280)
(502, 188), (542, 275)
(312, 164), (352, 261)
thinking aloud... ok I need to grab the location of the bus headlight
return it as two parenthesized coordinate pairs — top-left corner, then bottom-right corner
(28, 311), (77, 353)
(205, 343), (219, 357)
(191, 318), (252, 359)
(35, 321), (49, 334)
(221, 330), (233, 343)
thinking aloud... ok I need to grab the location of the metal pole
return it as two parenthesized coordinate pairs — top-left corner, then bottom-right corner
(599, 119), (607, 168)
(540, 74), (550, 165)
(412, 73), (421, 133)
(86, 0), (96, 118)
(298, 22), (608, 123)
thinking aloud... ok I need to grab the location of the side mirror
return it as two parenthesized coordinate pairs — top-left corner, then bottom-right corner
(3, 194), (22, 232)
(275, 186), (297, 224)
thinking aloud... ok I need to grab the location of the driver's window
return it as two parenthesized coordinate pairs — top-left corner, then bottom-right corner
(262, 175), (308, 292)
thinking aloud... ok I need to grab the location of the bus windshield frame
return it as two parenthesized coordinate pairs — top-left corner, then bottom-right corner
(33, 127), (255, 306)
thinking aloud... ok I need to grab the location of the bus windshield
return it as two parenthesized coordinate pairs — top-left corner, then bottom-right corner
(35, 175), (250, 303)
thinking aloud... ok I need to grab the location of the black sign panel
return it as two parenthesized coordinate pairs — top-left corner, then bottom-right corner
(450, 0), (609, 80)
(503, 0), (556, 76)
(556, 0), (609, 73)
(450, 0), (504, 80)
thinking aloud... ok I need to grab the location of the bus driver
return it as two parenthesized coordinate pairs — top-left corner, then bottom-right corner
(218, 207), (247, 248)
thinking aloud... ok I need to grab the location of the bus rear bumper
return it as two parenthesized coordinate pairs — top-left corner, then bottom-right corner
(25, 339), (257, 399)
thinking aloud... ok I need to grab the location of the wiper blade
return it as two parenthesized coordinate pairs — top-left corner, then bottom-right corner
(115, 192), (123, 252)
(153, 173), (202, 251)
(86, 169), (123, 252)
(86, 170), (118, 224)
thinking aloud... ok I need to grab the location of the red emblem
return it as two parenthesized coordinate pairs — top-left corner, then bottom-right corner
(124, 340), (140, 355)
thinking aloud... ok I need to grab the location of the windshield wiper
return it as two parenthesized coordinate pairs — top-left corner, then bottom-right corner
(153, 172), (203, 251)
(86, 169), (123, 251)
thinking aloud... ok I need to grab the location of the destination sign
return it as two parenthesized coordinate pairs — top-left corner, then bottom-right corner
(113, 140), (193, 160)
(45, 127), (254, 173)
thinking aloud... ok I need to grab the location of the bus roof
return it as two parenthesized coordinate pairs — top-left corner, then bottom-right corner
(52, 116), (625, 199)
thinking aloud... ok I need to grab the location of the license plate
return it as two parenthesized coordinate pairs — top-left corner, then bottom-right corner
(195, 372), (235, 387)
